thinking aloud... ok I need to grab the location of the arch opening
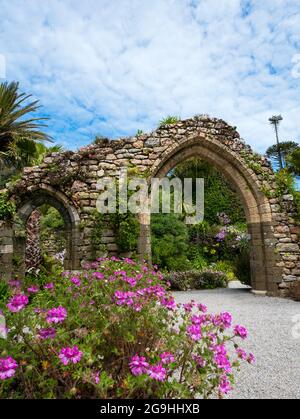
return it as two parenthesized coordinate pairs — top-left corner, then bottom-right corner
(13, 186), (81, 278)
(139, 138), (282, 294)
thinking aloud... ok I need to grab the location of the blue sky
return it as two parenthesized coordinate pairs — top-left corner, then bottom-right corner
(0, 0), (300, 153)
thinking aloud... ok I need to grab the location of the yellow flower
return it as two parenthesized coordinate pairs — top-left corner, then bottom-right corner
(210, 249), (217, 255)
(42, 360), (50, 370)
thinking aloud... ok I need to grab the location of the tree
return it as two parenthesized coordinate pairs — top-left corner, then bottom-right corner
(0, 81), (51, 169)
(269, 115), (283, 169)
(266, 141), (299, 169)
(287, 147), (300, 176)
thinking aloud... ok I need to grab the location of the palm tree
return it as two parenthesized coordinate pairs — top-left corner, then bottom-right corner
(0, 81), (51, 169)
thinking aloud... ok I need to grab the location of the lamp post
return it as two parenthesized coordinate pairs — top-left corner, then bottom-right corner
(269, 115), (283, 169)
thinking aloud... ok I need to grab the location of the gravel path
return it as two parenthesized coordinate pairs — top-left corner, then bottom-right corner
(174, 282), (300, 399)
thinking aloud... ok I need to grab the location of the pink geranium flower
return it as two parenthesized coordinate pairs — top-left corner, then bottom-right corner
(160, 352), (175, 365)
(219, 375), (232, 394)
(7, 294), (29, 313)
(71, 277), (81, 286)
(38, 328), (56, 340)
(186, 324), (202, 341)
(148, 364), (166, 382)
(59, 346), (83, 365)
(129, 355), (149, 376)
(0, 356), (18, 380)
(27, 285), (39, 294)
(44, 283), (54, 291)
(234, 325), (248, 340)
(46, 306), (67, 324)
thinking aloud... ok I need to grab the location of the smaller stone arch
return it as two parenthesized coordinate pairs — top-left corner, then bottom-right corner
(13, 184), (81, 278)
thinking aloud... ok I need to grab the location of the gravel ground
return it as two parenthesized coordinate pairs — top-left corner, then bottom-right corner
(174, 282), (300, 399)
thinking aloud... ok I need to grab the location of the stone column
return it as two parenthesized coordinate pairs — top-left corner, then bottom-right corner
(137, 212), (152, 264)
(0, 221), (13, 281)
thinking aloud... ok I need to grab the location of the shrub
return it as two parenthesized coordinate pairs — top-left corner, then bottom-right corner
(0, 259), (253, 399)
(232, 249), (251, 287)
(166, 270), (228, 291)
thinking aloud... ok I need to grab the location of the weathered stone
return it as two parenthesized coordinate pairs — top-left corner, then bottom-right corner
(145, 138), (160, 147)
(277, 243), (299, 253)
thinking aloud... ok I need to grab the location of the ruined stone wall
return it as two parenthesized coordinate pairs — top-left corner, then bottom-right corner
(2, 115), (299, 296)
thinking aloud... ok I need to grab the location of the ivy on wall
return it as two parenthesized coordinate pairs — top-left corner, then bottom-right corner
(0, 192), (16, 221)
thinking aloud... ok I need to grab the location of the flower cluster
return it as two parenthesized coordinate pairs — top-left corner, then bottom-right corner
(46, 306), (67, 324)
(129, 354), (172, 382)
(58, 346), (83, 366)
(0, 258), (254, 399)
(0, 357), (18, 381)
(7, 294), (29, 313)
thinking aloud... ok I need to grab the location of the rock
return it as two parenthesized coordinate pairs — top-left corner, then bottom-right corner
(145, 138), (160, 147)
(277, 243), (299, 253)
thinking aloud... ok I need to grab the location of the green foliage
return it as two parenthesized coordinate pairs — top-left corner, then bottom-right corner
(232, 248), (251, 286)
(266, 141), (299, 168)
(0, 259), (251, 399)
(91, 211), (106, 259)
(287, 147), (300, 176)
(174, 159), (245, 225)
(0, 281), (8, 303)
(136, 129), (144, 136)
(158, 116), (181, 128)
(0, 192), (16, 220)
(151, 213), (191, 271)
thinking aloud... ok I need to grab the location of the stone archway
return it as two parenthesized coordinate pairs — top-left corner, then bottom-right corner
(13, 184), (81, 277)
(1, 115), (299, 296)
(138, 135), (281, 294)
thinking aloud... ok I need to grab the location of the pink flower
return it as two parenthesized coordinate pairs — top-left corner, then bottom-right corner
(183, 303), (194, 312)
(198, 303), (207, 313)
(71, 277), (81, 286)
(0, 356), (18, 380)
(161, 297), (177, 311)
(38, 328), (56, 340)
(219, 312), (232, 329)
(114, 291), (135, 306)
(160, 352), (175, 365)
(234, 325), (248, 340)
(27, 285), (39, 294)
(8, 280), (21, 289)
(46, 306), (67, 324)
(186, 324), (202, 341)
(92, 272), (105, 280)
(191, 314), (206, 325)
(192, 354), (206, 368)
(236, 348), (247, 360)
(213, 345), (231, 373)
(219, 375), (232, 394)
(44, 283), (54, 291)
(148, 364), (166, 381)
(93, 371), (100, 384)
(58, 346), (83, 365)
(129, 355), (149, 376)
(247, 353), (255, 365)
(7, 294), (29, 313)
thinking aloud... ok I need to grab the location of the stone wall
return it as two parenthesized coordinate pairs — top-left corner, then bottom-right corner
(1, 115), (299, 296)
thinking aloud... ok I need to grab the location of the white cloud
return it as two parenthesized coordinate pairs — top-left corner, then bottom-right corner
(0, 0), (299, 152)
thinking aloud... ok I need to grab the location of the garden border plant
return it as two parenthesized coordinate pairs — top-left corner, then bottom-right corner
(0, 258), (254, 399)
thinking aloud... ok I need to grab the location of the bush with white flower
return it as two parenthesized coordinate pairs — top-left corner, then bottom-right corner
(0, 258), (254, 399)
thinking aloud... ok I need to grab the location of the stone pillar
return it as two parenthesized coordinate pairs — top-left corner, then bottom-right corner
(137, 212), (152, 264)
(0, 221), (13, 281)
